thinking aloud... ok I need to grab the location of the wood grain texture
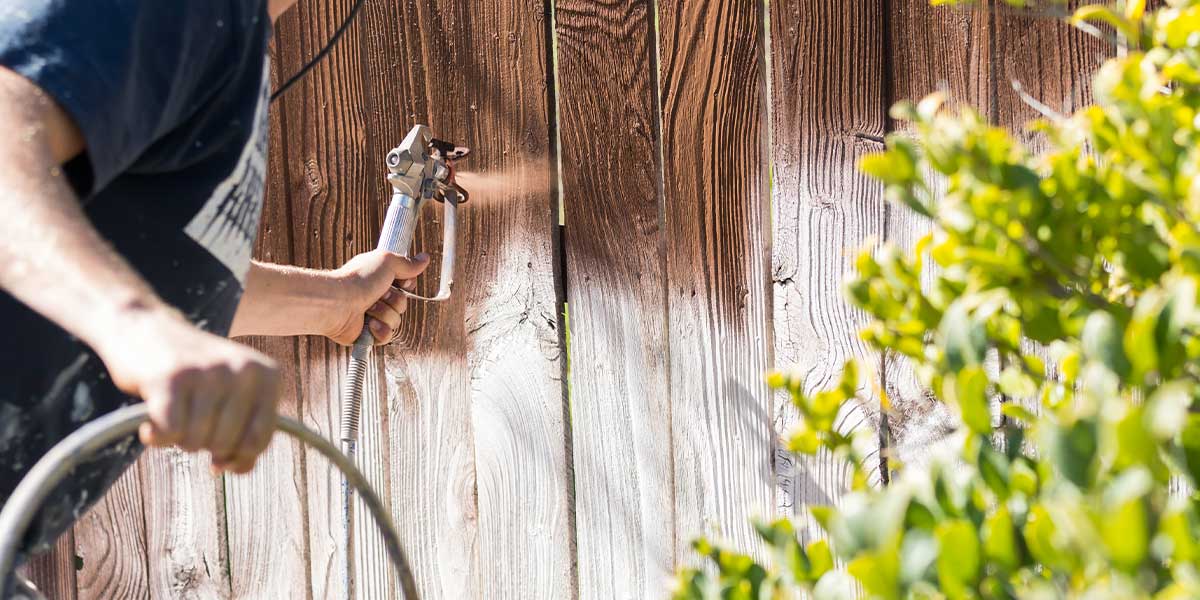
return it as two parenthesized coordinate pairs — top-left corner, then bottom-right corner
(74, 460), (150, 599)
(992, 2), (1108, 147)
(140, 449), (230, 599)
(21, 530), (77, 600)
(882, 0), (991, 473)
(658, 0), (774, 562)
(770, 0), (889, 537)
(357, 0), (570, 597)
(222, 20), (315, 599)
(555, 0), (674, 596)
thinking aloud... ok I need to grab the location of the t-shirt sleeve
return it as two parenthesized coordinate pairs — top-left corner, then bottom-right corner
(0, 1), (227, 193)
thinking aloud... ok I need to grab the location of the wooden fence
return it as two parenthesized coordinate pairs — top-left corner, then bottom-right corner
(22, 0), (1107, 598)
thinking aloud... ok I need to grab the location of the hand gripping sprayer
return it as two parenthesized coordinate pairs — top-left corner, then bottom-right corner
(339, 125), (469, 596)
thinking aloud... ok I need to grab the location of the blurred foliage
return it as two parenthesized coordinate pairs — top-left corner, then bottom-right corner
(674, 1), (1200, 598)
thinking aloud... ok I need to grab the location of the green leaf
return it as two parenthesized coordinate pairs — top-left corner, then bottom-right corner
(1101, 469), (1152, 572)
(1010, 459), (1039, 497)
(1125, 0), (1146, 20)
(848, 549), (901, 600)
(671, 568), (708, 600)
(940, 300), (988, 371)
(1082, 311), (1131, 378)
(1024, 504), (1074, 572)
(982, 505), (1019, 572)
(1126, 292), (1164, 382)
(1113, 405), (1158, 472)
(1000, 403), (1037, 425)
(1147, 381), (1192, 440)
(1044, 420), (1098, 488)
(1181, 415), (1200, 486)
(899, 529), (938, 585)
(813, 571), (858, 600)
(1072, 5), (1140, 44)
(1160, 506), (1197, 564)
(935, 519), (982, 594)
(978, 442), (1011, 499)
(806, 540), (834, 581)
(948, 366), (993, 435)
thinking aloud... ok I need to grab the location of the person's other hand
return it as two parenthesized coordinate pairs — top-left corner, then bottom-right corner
(323, 249), (430, 346)
(96, 309), (281, 474)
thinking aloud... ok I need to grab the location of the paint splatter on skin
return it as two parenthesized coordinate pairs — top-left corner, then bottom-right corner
(0, 403), (20, 453)
(71, 381), (93, 423)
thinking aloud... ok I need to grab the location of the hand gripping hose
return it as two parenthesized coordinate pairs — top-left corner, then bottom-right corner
(0, 404), (420, 600)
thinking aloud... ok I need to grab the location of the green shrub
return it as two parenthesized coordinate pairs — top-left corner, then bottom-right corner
(675, 1), (1200, 598)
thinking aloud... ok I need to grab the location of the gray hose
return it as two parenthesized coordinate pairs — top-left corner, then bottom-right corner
(0, 404), (419, 600)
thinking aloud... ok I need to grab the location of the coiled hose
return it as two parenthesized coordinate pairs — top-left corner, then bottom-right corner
(0, 404), (419, 599)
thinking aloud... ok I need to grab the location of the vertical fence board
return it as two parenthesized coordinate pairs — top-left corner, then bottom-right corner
(357, 0), (569, 597)
(881, 1), (991, 472)
(21, 531), (76, 600)
(224, 12), (318, 600)
(993, 5), (1108, 146)
(74, 463), (150, 599)
(555, 0), (673, 596)
(658, 0), (774, 561)
(448, 2), (573, 596)
(238, 1), (379, 597)
(353, 3), (481, 597)
(141, 449), (230, 599)
(992, 2), (1109, 428)
(769, 0), (888, 538)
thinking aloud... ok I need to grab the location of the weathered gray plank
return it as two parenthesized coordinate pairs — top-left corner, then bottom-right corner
(770, 0), (889, 538)
(224, 16), (316, 598)
(141, 448), (230, 599)
(358, 0), (570, 597)
(554, 0), (673, 596)
(658, 0), (774, 563)
(74, 461), (150, 599)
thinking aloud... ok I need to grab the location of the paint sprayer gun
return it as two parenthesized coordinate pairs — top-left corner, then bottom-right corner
(339, 125), (469, 450)
(336, 125), (469, 596)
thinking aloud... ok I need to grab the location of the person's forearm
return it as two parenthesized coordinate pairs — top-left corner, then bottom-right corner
(0, 70), (179, 359)
(230, 261), (342, 338)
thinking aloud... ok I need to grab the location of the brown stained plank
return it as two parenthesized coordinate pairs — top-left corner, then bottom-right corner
(359, 0), (570, 597)
(74, 461), (150, 599)
(266, 1), (392, 597)
(21, 530), (77, 600)
(140, 449), (230, 599)
(658, 0), (774, 562)
(555, 0), (673, 596)
(993, 3), (1109, 148)
(882, 1), (991, 473)
(343, 2), (477, 597)
(770, 0), (889, 538)
(222, 21), (314, 600)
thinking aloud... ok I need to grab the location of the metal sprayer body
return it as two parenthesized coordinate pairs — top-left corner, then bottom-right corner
(338, 125), (469, 598)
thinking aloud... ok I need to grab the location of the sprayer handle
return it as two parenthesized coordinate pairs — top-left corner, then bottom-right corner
(400, 195), (457, 302)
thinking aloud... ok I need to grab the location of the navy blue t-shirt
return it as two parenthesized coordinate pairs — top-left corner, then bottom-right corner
(0, 0), (272, 556)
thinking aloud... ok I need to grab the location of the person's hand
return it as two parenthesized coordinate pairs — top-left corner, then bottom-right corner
(323, 249), (431, 346)
(95, 308), (281, 474)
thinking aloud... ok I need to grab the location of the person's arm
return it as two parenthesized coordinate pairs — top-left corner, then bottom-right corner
(230, 251), (429, 345)
(0, 67), (279, 474)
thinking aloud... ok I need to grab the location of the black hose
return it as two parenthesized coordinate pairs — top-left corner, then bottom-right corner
(0, 404), (419, 599)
